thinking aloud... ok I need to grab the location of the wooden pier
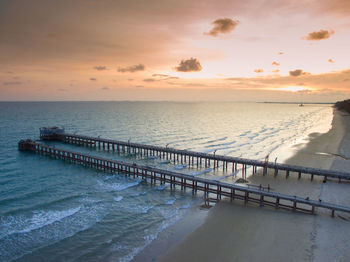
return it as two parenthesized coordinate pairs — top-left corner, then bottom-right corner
(47, 132), (350, 182)
(19, 139), (350, 218)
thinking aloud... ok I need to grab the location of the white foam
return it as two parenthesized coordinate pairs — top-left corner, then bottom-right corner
(0, 200), (107, 262)
(155, 185), (167, 191)
(114, 196), (124, 202)
(165, 198), (176, 205)
(173, 164), (187, 170)
(124, 204), (154, 214)
(97, 179), (141, 192)
(1, 206), (81, 238)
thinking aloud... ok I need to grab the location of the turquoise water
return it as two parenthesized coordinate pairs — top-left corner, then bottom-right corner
(0, 102), (333, 261)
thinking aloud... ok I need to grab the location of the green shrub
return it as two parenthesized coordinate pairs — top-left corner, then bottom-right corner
(335, 99), (350, 114)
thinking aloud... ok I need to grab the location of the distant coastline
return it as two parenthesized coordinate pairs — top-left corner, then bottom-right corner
(261, 101), (334, 105)
(0, 100), (338, 104)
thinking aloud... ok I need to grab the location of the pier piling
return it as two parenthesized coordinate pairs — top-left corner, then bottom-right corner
(18, 139), (350, 218)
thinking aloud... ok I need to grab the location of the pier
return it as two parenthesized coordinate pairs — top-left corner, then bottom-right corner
(19, 139), (350, 217)
(46, 132), (350, 182)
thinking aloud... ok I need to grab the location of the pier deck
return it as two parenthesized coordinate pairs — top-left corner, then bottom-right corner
(19, 139), (350, 218)
(50, 132), (350, 182)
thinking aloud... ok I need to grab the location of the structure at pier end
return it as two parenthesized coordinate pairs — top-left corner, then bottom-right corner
(39, 126), (65, 140)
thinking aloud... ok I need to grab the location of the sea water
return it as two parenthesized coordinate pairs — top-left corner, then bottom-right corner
(0, 102), (333, 261)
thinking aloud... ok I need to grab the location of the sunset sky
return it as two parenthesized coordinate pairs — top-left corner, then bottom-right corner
(1, 0), (350, 101)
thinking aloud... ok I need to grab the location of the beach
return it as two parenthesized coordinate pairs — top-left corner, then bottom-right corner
(158, 108), (350, 262)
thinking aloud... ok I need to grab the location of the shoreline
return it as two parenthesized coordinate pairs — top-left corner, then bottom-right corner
(157, 108), (350, 262)
(131, 200), (209, 262)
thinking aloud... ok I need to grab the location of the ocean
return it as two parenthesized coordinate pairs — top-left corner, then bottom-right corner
(0, 102), (333, 262)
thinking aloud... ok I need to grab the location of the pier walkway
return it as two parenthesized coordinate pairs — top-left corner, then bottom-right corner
(19, 139), (350, 218)
(48, 132), (350, 182)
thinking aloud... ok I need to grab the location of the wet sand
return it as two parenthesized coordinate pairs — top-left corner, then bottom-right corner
(158, 109), (350, 262)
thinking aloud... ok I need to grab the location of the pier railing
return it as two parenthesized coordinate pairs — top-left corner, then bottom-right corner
(50, 132), (350, 182)
(19, 139), (350, 218)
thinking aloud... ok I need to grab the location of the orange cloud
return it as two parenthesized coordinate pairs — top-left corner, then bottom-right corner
(272, 61), (280, 66)
(328, 59), (334, 63)
(304, 29), (334, 41)
(205, 18), (239, 37)
(254, 69), (264, 73)
(175, 58), (202, 72)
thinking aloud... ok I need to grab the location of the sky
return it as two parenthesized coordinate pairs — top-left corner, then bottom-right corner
(0, 0), (350, 102)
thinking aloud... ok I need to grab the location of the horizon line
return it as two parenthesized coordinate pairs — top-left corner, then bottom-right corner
(0, 100), (336, 103)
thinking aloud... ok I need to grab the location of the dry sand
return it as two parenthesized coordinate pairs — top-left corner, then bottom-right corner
(158, 109), (350, 262)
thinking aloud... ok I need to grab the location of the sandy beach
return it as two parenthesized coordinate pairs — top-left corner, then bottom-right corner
(158, 108), (350, 262)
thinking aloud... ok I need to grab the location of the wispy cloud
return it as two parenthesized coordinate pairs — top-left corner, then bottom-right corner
(328, 59), (334, 63)
(152, 74), (179, 80)
(118, 64), (145, 73)
(90, 77), (97, 81)
(272, 61), (280, 66)
(3, 81), (21, 85)
(101, 86), (109, 90)
(205, 18), (239, 37)
(94, 66), (107, 71)
(175, 58), (202, 72)
(152, 74), (169, 78)
(254, 69), (264, 73)
(143, 78), (156, 82)
(304, 29), (334, 41)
